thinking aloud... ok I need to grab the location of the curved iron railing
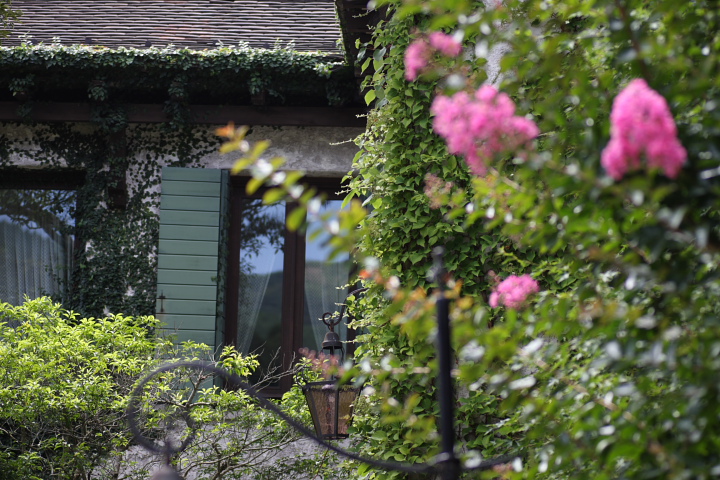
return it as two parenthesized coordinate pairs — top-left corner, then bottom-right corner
(126, 248), (522, 479)
(126, 360), (519, 478)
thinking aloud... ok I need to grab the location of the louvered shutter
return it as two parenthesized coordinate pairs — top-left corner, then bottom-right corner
(156, 167), (229, 352)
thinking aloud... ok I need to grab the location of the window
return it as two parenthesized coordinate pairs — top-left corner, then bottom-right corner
(225, 177), (353, 394)
(0, 170), (82, 306)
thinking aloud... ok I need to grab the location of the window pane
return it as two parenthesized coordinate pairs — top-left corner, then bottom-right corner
(236, 199), (286, 376)
(302, 199), (351, 354)
(0, 189), (76, 305)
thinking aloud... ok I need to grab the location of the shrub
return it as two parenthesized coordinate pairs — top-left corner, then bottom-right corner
(122, 347), (332, 480)
(0, 297), (170, 479)
(0, 298), (330, 480)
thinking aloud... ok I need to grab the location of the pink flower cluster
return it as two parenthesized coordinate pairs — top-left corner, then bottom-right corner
(429, 32), (462, 57)
(601, 79), (687, 180)
(431, 85), (540, 175)
(489, 274), (540, 309)
(404, 32), (462, 81)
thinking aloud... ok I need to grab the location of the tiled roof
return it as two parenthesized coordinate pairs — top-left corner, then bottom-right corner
(4, 0), (343, 53)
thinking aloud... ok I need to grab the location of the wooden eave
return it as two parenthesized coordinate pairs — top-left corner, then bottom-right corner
(0, 102), (366, 127)
(334, 0), (387, 72)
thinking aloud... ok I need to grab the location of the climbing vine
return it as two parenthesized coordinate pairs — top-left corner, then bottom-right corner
(0, 121), (220, 316)
(0, 1), (18, 43)
(344, 1), (720, 479)
(346, 10), (539, 478)
(0, 42), (357, 107)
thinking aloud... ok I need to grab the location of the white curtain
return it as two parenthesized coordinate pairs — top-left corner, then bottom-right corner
(236, 249), (281, 355)
(304, 258), (351, 350)
(235, 201), (285, 355)
(303, 199), (352, 350)
(0, 217), (72, 305)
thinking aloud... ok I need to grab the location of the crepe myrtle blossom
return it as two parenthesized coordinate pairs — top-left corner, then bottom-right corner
(428, 32), (462, 57)
(601, 79), (687, 180)
(489, 274), (540, 309)
(404, 40), (431, 81)
(404, 32), (461, 81)
(431, 85), (539, 175)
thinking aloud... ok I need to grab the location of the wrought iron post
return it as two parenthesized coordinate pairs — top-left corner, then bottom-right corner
(433, 247), (460, 480)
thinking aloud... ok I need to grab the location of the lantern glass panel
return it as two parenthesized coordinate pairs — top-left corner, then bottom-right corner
(302, 381), (360, 439)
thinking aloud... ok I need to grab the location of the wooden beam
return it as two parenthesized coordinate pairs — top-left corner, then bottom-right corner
(0, 102), (367, 127)
(0, 167), (85, 188)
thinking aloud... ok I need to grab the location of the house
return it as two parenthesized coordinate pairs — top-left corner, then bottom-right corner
(0, 0), (377, 393)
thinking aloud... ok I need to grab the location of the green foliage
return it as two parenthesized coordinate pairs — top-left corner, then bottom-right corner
(0, 298), (331, 480)
(121, 345), (331, 480)
(344, 0), (720, 479)
(345, 9), (533, 479)
(0, 42), (356, 107)
(0, 297), (171, 479)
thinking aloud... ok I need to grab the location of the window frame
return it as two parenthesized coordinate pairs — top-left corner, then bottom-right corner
(0, 168), (85, 190)
(224, 175), (354, 395)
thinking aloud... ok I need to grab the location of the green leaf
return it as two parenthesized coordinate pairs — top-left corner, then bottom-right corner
(246, 177), (264, 195)
(286, 206), (306, 231)
(262, 188), (285, 205)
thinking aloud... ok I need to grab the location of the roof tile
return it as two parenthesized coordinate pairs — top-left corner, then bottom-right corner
(4, 0), (343, 53)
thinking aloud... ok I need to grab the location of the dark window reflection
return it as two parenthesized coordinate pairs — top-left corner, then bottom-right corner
(236, 199), (286, 381)
(0, 189), (76, 305)
(234, 196), (351, 387)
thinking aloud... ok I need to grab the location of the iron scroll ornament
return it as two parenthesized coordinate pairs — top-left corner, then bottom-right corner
(126, 249), (522, 479)
(126, 360), (519, 478)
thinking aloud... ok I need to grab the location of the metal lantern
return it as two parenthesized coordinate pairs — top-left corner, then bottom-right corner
(301, 291), (365, 439)
(302, 380), (360, 439)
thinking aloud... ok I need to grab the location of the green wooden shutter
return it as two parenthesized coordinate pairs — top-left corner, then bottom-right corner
(156, 167), (228, 353)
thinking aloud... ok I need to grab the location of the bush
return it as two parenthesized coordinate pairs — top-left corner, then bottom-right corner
(0, 298), (332, 479)
(122, 346), (332, 480)
(0, 297), (170, 479)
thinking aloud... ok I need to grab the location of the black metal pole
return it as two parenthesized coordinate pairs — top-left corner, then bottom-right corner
(433, 247), (460, 480)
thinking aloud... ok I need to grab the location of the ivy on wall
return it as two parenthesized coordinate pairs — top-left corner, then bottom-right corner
(0, 42), (358, 107)
(345, 5), (578, 478)
(0, 2), (18, 42)
(346, 0), (720, 478)
(0, 121), (220, 317)
(347, 12), (530, 478)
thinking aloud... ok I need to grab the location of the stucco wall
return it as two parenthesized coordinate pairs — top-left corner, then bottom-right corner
(206, 125), (364, 175)
(2, 122), (363, 173)
(1, 121), (363, 213)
